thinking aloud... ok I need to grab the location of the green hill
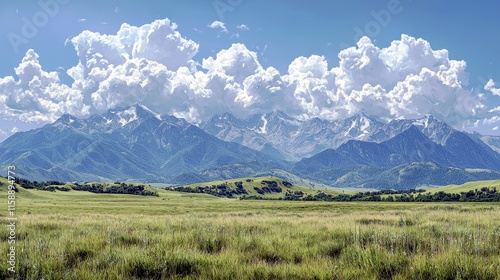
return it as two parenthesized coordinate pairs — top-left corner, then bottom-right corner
(172, 176), (340, 199)
(423, 180), (500, 194)
(0, 176), (8, 187)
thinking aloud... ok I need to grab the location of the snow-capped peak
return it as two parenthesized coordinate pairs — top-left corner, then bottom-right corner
(133, 103), (162, 120)
(413, 115), (438, 128)
(410, 115), (456, 145)
(268, 110), (302, 126)
(55, 114), (81, 128)
(107, 103), (162, 127)
(117, 107), (138, 127)
(341, 113), (380, 139)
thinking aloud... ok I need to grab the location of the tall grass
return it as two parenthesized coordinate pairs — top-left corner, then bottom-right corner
(1, 205), (499, 279)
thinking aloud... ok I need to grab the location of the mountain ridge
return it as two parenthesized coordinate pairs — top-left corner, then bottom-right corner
(2, 104), (500, 189)
(202, 111), (498, 161)
(0, 104), (281, 183)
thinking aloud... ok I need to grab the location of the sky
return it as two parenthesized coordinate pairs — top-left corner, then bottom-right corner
(1, 0), (500, 141)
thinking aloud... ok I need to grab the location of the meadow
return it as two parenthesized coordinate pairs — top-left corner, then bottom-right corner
(1, 178), (499, 279)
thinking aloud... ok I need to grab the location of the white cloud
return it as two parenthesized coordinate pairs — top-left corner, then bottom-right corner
(463, 115), (500, 135)
(208, 21), (228, 33)
(489, 107), (500, 113)
(0, 19), (496, 134)
(277, 35), (486, 127)
(0, 127), (19, 141)
(69, 18), (198, 75)
(0, 49), (89, 123)
(484, 79), (500, 96)
(236, 24), (250, 31)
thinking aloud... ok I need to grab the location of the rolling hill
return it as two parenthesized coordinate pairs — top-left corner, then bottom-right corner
(171, 176), (340, 199)
(291, 161), (500, 190)
(422, 180), (500, 194)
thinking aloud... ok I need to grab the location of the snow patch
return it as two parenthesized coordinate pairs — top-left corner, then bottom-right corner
(117, 107), (138, 126)
(412, 118), (427, 128)
(260, 115), (268, 134)
(136, 103), (162, 120)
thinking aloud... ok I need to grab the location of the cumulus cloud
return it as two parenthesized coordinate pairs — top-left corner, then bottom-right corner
(236, 24), (250, 31)
(0, 18), (496, 133)
(69, 18), (199, 77)
(484, 79), (500, 96)
(208, 21), (228, 33)
(67, 18), (200, 121)
(277, 35), (486, 127)
(0, 49), (89, 123)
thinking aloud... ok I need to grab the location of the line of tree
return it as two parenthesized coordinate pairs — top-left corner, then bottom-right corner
(72, 182), (158, 196)
(253, 180), (283, 195)
(173, 182), (248, 198)
(172, 180), (292, 198)
(12, 178), (158, 196)
(239, 187), (500, 202)
(14, 178), (70, 192)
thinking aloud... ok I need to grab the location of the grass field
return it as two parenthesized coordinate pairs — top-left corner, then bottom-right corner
(1, 178), (499, 279)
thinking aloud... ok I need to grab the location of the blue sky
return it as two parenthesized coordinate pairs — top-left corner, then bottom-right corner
(1, 0), (500, 139)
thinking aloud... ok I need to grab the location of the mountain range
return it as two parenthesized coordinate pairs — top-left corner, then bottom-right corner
(2, 104), (500, 189)
(0, 104), (279, 183)
(203, 111), (500, 162)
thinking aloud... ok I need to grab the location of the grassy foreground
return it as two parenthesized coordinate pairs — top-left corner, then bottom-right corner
(1, 180), (500, 279)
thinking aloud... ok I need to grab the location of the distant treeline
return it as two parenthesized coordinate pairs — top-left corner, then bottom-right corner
(15, 178), (70, 192)
(11, 176), (500, 201)
(173, 179), (500, 202)
(72, 183), (158, 196)
(13, 178), (158, 196)
(240, 187), (500, 202)
(173, 181), (249, 198)
(172, 180), (292, 198)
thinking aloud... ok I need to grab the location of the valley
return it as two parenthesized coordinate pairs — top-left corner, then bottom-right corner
(1, 177), (499, 279)
(2, 6), (500, 279)
(2, 105), (500, 279)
